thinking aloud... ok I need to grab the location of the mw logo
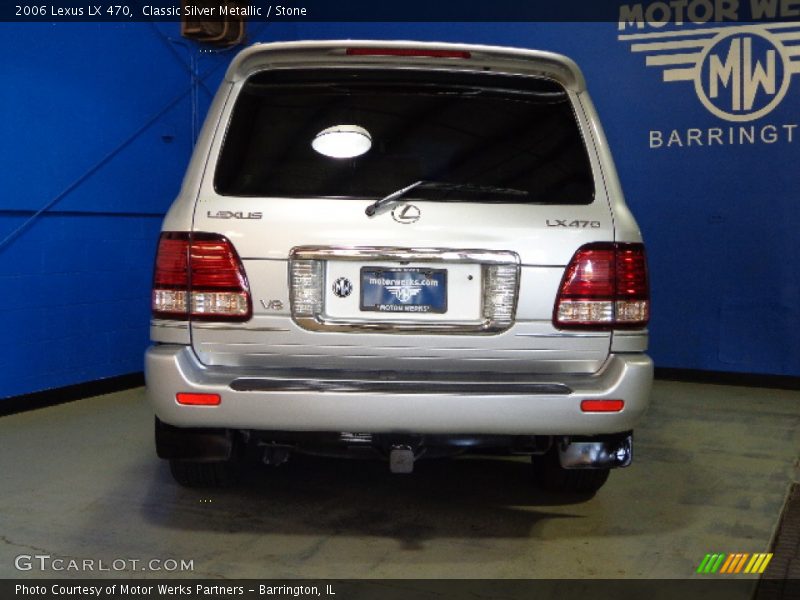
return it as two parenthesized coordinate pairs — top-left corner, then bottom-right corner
(331, 277), (353, 298)
(619, 24), (800, 122)
(699, 31), (787, 121)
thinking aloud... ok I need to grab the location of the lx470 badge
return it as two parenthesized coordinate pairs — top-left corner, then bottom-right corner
(547, 220), (601, 228)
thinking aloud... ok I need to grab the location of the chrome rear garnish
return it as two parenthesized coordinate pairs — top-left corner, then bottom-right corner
(289, 246), (520, 334)
(483, 264), (518, 324)
(290, 259), (324, 318)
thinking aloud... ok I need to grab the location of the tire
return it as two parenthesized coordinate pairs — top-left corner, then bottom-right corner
(532, 449), (610, 494)
(168, 459), (241, 488)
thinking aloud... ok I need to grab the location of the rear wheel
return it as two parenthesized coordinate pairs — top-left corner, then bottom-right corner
(155, 418), (242, 487)
(532, 448), (610, 494)
(168, 458), (241, 487)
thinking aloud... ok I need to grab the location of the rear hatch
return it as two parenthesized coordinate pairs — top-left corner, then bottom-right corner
(189, 44), (615, 374)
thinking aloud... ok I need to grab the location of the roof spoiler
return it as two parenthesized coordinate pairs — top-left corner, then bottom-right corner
(224, 40), (586, 93)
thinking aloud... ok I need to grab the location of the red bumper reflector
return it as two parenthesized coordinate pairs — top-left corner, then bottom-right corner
(580, 399), (624, 413)
(176, 393), (221, 406)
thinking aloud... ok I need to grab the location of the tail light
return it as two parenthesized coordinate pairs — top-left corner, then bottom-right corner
(554, 242), (649, 329)
(152, 232), (251, 321)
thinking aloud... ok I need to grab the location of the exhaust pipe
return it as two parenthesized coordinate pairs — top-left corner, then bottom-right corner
(557, 433), (632, 469)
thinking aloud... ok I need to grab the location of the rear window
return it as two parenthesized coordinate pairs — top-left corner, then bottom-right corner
(214, 69), (595, 204)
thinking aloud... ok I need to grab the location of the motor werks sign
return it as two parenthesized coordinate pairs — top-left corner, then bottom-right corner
(618, 1), (800, 148)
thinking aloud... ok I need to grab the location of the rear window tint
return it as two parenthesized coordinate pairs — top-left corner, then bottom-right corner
(215, 69), (595, 204)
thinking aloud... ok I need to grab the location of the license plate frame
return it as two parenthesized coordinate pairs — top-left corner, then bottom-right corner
(359, 267), (448, 314)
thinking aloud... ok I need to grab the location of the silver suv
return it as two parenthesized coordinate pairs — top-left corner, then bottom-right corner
(146, 40), (652, 493)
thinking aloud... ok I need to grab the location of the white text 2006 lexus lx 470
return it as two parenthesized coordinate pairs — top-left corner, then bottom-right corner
(146, 40), (652, 493)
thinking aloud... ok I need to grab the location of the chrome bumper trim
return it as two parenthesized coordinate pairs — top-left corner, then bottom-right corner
(290, 246), (521, 265)
(230, 375), (571, 395)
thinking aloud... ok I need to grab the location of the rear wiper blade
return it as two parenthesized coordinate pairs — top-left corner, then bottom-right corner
(424, 182), (529, 198)
(365, 181), (528, 217)
(365, 180), (425, 216)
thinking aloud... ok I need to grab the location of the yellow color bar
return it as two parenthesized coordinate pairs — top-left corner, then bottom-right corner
(759, 554), (773, 574)
(744, 553), (774, 574)
(744, 555), (760, 574)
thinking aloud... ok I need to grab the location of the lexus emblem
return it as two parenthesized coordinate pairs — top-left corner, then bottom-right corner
(392, 203), (421, 224)
(332, 277), (353, 298)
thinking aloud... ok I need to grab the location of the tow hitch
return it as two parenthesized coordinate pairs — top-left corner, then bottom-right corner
(389, 445), (415, 474)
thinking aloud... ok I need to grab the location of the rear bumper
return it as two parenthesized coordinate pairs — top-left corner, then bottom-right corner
(145, 345), (653, 435)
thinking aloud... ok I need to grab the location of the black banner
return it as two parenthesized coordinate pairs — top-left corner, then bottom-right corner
(2, 578), (793, 600)
(5, 0), (800, 23)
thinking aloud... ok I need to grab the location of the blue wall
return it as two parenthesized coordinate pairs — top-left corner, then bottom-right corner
(0, 21), (295, 398)
(1, 21), (798, 399)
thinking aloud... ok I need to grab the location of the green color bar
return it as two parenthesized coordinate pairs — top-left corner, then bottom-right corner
(705, 554), (719, 573)
(697, 554), (712, 573)
(711, 554), (727, 573)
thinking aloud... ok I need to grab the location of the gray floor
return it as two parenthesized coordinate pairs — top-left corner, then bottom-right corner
(0, 381), (798, 580)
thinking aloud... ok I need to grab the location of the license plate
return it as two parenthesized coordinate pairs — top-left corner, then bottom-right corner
(360, 268), (447, 314)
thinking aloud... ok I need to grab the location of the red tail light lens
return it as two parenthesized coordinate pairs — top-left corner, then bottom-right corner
(554, 243), (649, 329)
(190, 237), (249, 289)
(559, 247), (616, 298)
(152, 232), (251, 321)
(346, 47), (471, 59)
(153, 235), (190, 288)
